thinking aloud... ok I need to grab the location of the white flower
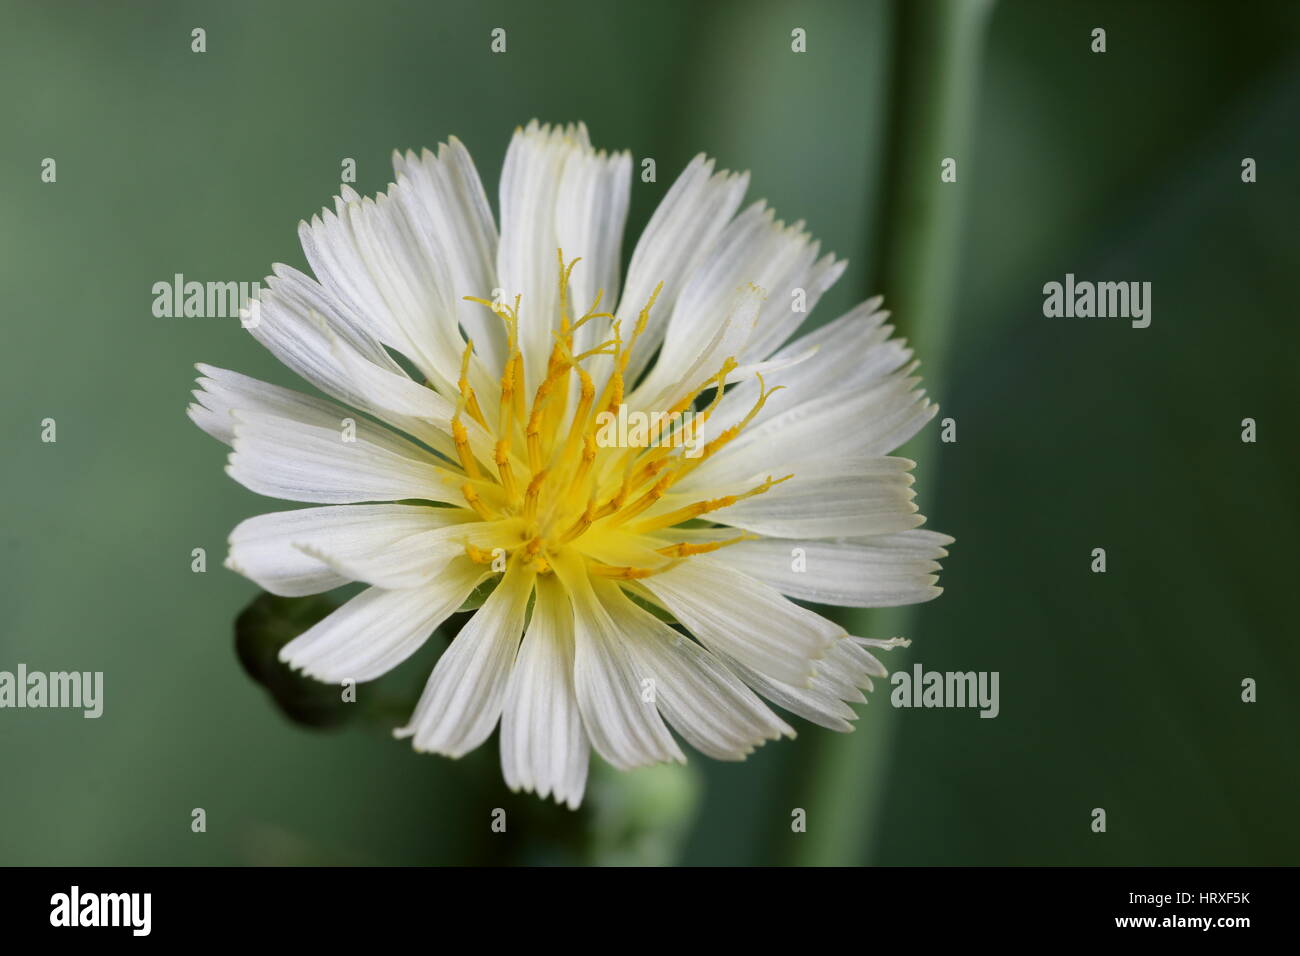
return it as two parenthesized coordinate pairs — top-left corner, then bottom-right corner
(189, 121), (951, 809)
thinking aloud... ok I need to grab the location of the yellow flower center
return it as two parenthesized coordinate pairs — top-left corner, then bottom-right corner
(450, 253), (789, 580)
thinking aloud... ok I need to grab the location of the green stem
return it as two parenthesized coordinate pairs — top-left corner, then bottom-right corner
(792, 0), (994, 867)
(874, 0), (995, 374)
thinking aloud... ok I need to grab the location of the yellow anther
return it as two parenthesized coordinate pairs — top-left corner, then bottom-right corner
(628, 474), (792, 534)
(557, 249), (580, 334)
(667, 357), (738, 420)
(558, 435), (599, 517)
(558, 500), (597, 544)
(609, 472), (675, 527)
(570, 290), (612, 335)
(443, 271), (791, 585)
(593, 283), (661, 416)
(546, 366), (596, 487)
(451, 416), (480, 479)
(461, 482), (496, 520)
(464, 542), (499, 564)
(511, 352), (528, 426)
(573, 340), (619, 363)
(587, 563), (661, 580)
(457, 339), (486, 427)
(624, 454), (672, 495)
(674, 371), (786, 485)
(494, 438), (519, 502)
(523, 468), (548, 522)
(621, 283), (660, 371)
(498, 373), (514, 427)
(655, 532), (755, 558)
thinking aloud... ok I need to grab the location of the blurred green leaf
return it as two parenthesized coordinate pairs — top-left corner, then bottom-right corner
(234, 591), (357, 730)
(586, 762), (702, 867)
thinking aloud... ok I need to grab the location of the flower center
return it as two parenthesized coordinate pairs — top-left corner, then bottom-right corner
(450, 254), (789, 579)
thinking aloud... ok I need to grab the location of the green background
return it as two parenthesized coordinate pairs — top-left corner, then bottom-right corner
(2, 0), (1296, 865)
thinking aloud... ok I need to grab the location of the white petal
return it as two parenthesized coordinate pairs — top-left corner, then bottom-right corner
(853, 635), (912, 680)
(244, 267), (446, 440)
(673, 528), (951, 607)
(708, 457), (924, 539)
(323, 338), (471, 462)
(741, 250), (846, 364)
(396, 562), (536, 756)
(192, 354), (456, 463)
(721, 635), (906, 732)
(556, 145), (632, 337)
(692, 298), (903, 447)
(189, 364), (349, 447)
(297, 196), (433, 377)
(497, 121), (592, 387)
(227, 411), (462, 505)
(812, 636), (882, 697)
(615, 154), (749, 386)
(300, 517), (523, 590)
(500, 573), (589, 808)
(594, 579), (793, 760)
(681, 370), (936, 490)
(637, 557), (840, 686)
(628, 282), (764, 415)
(392, 138), (506, 375)
(725, 658), (859, 731)
(227, 503), (476, 596)
(279, 560), (487, 683)
(550, 551), (684, 770)
(340, 191), (471, 390)
(329, 334), (505, 470)
(648, 203), (840, 386)
(251, 264), (401, 382)
(773, 297), (908, 392)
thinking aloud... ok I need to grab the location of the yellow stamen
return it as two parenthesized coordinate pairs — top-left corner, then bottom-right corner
(445, 269), (792, 584)
(451, 417), (480, 479)
(587, 562), (667, 580)
(461, 482), (497, 520)
(627, 474), (793, 534)
(558, 499), (597, 544)
(464, 543), (498, 565)
(609, 472), (675, 527)
(523, 468), (548, 523)
(494, 439), (519, 502)
(669, 372), (786, 490)
(655, 532), (755, 558)
(457, 339), (486, 427)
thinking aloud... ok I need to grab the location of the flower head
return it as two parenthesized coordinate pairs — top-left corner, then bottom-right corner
(189, 121), (951, 808)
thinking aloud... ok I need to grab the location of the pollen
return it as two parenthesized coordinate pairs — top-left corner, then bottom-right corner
(454, 252), (783, 579)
